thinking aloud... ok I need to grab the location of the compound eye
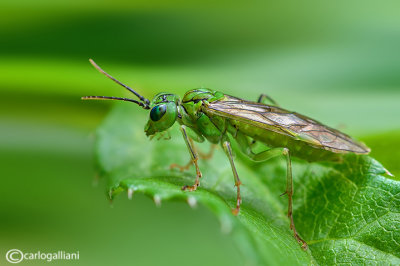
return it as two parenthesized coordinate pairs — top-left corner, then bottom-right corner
(150, 104), (167, 121)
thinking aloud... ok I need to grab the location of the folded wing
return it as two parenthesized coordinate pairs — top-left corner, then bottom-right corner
(205, 95), (370, 154)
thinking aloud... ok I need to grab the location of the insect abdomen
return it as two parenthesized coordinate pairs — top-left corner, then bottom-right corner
(229, 119), (343, 162)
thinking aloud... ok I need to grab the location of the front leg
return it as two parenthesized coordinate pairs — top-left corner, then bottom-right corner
(179, 125), (202, 192)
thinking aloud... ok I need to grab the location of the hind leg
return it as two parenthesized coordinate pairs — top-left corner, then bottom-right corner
(234, 132), (308, 249)
(281, 148), (308, 250)
(257, 94), (279, 106)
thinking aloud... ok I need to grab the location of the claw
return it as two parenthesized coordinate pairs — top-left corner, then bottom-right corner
(181, 184), (198, 192)
(231, 208), (239, 216)
(289, 217), (308, 250)
(299, 239), (308, 250)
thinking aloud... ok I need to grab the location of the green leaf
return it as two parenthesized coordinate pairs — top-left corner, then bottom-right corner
(96, 103), (400, 265)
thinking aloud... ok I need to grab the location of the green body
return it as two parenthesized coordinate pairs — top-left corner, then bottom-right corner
(84, 60), (371, 249)
(224, 119), (341, 162)
(144, 88), (367, 162)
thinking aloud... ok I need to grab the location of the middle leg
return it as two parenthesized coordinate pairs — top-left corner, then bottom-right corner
(198, 144), (217, 159)
(170, 143), (217, 171)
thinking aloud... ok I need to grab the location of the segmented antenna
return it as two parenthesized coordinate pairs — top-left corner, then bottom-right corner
(81, 96), (150, 109)
(81, 59), (151, 109)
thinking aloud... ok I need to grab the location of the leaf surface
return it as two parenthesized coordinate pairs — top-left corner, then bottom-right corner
(96, 104), (400, 265)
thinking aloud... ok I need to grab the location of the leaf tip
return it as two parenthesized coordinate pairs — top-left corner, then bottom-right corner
(384, 168), (394, 177)
(127, 188), (134, 200)
(153, 195), (162, 207)
(187, 196), (197, 208)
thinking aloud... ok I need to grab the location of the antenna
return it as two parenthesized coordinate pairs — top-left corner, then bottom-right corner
(89, 59), (150, 105)
(81, 96), (150, 109)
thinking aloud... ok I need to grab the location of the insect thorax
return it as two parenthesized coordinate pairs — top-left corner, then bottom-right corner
(180, 89), (223, 117)
(182, 89), (224, 104)
(177, 89), (226, 143)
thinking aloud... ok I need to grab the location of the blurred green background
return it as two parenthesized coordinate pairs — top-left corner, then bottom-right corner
(1, 0), (399, 265)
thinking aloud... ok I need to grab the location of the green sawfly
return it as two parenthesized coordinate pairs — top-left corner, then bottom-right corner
(83, 59), (393, 250)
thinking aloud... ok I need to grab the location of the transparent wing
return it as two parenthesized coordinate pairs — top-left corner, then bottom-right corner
(205, 95), (370, 154)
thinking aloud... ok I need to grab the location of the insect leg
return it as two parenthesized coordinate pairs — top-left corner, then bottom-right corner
(251, 148), (308, 249)
(222, 140), (242, 216)
(170, 127), (205, 171)
(282, 148), (308, 250)
(234, 132), (307, 249)
(170, 144), (216, 171)
(170, 160), (192, 172)
(178, 125), (202, 192)
(198, 144), (217, 160)
(257, 94), (279, 106)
